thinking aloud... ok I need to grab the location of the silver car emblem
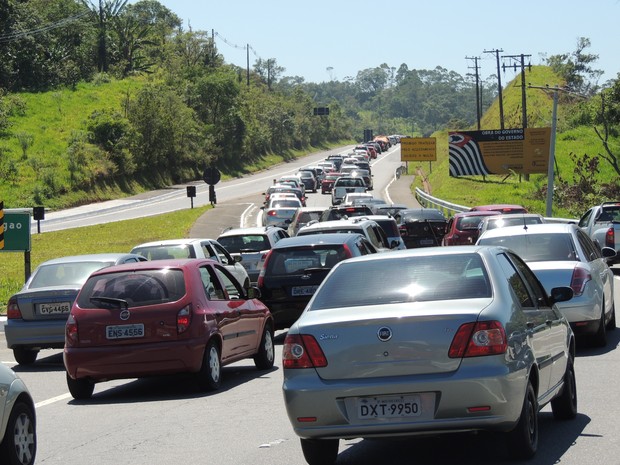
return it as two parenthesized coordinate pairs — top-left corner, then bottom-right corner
(120, 309), (131, 321)
(377, 327), (392, 342)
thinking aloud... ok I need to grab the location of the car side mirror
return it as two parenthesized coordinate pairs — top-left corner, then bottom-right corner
(601, 246), (616, 260)
(390, 240), (400, 249)
(246, 286), (261, 300)
(233, 255), (243, 263)
(549, 286), (573, 304)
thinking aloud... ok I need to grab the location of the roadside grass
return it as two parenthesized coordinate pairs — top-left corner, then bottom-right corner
(0, 205), (210, 309)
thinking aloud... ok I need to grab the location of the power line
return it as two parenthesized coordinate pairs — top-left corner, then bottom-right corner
(0, 11), (90, 43)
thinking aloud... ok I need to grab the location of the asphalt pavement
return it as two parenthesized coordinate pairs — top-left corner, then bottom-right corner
(188, 173), (418, 239)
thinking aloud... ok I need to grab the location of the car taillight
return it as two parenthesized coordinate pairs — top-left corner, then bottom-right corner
(6, 297), (22, 319)
(342, 244), (353, 258)
(282, 334), (328, 368)
(570, 267), (591, 296)
(448, 321), (506, 358)
(267, 210), (277, 216)
(177, 305), (191, 333)
(66, 313), (78, 345)
(399, 225), (407, 236)
(605, 227), (614, 248)
(257, 251), (274, 287)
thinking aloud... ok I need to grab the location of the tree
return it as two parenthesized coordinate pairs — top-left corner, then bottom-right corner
(546, 37), (603, 96)
(253, 58), (284, 90)
(81, 0), (129, 73)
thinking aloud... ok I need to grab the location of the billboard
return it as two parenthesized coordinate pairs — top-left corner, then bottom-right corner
(400, 137), (437, 162)
(448, 128), (551, 176)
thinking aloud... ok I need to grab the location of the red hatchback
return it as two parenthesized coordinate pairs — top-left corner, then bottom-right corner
(64, 259), (274, 399)
(443, 211), (498, 245)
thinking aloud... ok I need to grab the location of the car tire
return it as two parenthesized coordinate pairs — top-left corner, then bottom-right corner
(0, 401), (37, 465)
(591, 304), (607, 347)
(606, 301), (616, 330)
(13, 349), (38, 365)
(506, 381), (538, 460)
(551, 355), (578, 420)
(253, 326), (275, 370)
(66, 372), (95, 400)
(300, 438), (338, 465)
(197, 340), (221, 391)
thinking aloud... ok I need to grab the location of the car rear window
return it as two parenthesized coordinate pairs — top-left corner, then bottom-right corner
(267, 246), (346, 275)
(30, 261), (114, 288)
(478, 233), (576, 262)
(373, 219), (399, 237)
(308, 254), (491, 310)
(77, 269), (186, 308)
(132, 245), (193, 260)
(218, 235), (269, 253)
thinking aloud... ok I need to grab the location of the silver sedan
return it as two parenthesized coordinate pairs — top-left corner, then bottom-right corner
(282, 246), (577, 465)
(477, 223), (616, 347)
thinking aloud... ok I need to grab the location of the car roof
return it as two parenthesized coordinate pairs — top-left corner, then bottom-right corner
(470, 204), (528, 213)
(272, 233), (365, 248)
(131, 238), (215, 248)
(37, 253), (146, 266)
(300, 218), (377, 231)
(478, 223), (575, 240)
(219, 226), (285, 237)
(451, 210), (499, 218)
(397, 208), (446, 219)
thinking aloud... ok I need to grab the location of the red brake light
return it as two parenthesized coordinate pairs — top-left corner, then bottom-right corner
(605, 227), (614, 248)
(342, 244), (353, 258)
(66, 313), (78, 345)
(282, 334), (328, 368)
(449, 321), (506, 358)
(177, 305), (191, 333)
(6, 297), (22, 319)
(257, 251), (274, 287)
(267, 210), (277, 216)
(570, 267), (591, 296)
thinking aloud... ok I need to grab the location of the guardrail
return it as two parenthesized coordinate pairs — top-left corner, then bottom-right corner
(414, 187), (577, 223)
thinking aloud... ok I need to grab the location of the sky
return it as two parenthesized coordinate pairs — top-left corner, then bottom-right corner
(139, 0), (620, 86)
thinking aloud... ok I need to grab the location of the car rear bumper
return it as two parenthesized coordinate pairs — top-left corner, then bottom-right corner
(64, 339), (205, 381)
(4, 319), (67, 349)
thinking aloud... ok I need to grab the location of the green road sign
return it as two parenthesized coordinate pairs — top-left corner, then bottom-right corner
(2, 210), (31, 252)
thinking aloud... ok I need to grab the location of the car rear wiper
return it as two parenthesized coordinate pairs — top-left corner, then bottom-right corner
(89, 296), (129, 309)
(239, 248), (260, 253)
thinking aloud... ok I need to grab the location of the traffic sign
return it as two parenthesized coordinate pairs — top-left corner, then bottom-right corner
(2, 210), (31, 251)
(203, 167), (221, 185)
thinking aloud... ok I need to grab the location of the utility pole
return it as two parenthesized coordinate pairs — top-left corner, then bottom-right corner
(503, 54), (532, 128)
(466, 56), (482, 130)
(246, 44), (250, 87)
(484, 49), (504, 129)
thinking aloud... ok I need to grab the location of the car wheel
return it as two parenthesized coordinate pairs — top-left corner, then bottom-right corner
(66, 372), (95, 400)
(197, 340), (221, 390)
(300, 438), (338, 465)
(591, 304), (607, 347)
(551, 355), (578, 420)
(12, 349), (38, 365)
(253, 326), (275, 370)
(507, 381), (538, 460)
(606, 300), (616, 330)
(0, 401), (36, 465)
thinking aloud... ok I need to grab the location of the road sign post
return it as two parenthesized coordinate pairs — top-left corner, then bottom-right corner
(2, 209), (33, 281)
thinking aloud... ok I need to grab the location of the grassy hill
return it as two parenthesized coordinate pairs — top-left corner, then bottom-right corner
(415, 65), (618, 218)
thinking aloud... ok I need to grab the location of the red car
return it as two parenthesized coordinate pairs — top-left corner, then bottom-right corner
(442, 211), (498, 245)
(321, 172), (342, 194)
(63, 259), (274, 399)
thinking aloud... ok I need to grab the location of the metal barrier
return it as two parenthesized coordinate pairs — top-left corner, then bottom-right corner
(414, 187), (577, 223)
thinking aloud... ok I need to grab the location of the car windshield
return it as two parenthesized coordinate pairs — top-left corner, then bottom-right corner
(478, 233), (577, 262)
(77, 269), (186, 308)
(308, 253), (491, 310)
(132, 245), (193, 260)
(218, 235), (270, 253)
(30, 261), (114, 288)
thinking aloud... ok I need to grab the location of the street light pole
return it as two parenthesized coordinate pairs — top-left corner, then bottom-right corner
(546, 87), (559, 217)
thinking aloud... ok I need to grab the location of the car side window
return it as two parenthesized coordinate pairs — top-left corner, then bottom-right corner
(496, 253), (535, 308)
(507, 252), (551, 308)
(213, 265), (243, 300)
(201, 242), (219, 261)
(199, 266), (225, 300)
(213, 242), (232, 265)
(576, 229), (600, 261)
(578, 209), (593, 228)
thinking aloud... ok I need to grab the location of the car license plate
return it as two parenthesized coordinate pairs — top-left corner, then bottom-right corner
(291, 285), (318, 296)
(420, 239), (435, 245)
(39, 302), (71, 315)
(106, 324), (145, 340)
(356, 395), (422, 420)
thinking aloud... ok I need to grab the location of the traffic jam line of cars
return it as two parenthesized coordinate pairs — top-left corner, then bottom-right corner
(2, 141), (617, 463)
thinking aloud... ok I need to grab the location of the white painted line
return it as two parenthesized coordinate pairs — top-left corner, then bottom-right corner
(36, 393), (72, 408)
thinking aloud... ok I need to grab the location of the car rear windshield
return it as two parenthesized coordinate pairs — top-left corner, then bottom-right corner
(218, 235), (270, 253)
(30, 261), (114, 288)
(77, 269), (186, 308)
(266, 246), (346, 274)
(478, 233), (576, 262)
(132, 245), (194, 260)
(308, 253), (491, 310)
(373, 219), (399, 237)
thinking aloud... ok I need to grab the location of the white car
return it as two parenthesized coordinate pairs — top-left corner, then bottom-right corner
(0, 364), (36, 465)
(130, 238), (250, 289)
(477, 223), (616, 346)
